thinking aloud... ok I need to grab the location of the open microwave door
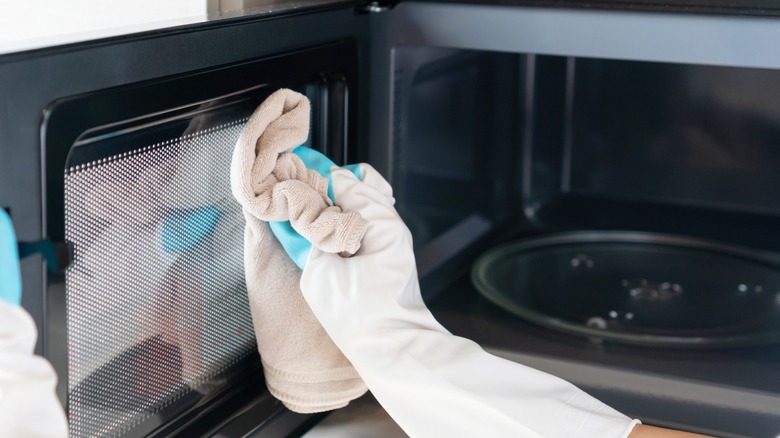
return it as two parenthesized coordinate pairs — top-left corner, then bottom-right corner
(0, 3), (375, 436)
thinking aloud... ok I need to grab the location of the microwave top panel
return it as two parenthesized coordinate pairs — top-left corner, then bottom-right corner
(2, 0), (780, 57)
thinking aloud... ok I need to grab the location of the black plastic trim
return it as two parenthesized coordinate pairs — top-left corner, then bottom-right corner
(317, 73), (351, 164)
(143, 356), (277, 438)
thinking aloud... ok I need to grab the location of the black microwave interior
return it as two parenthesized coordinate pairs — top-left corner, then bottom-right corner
(390, 47), (780, 438)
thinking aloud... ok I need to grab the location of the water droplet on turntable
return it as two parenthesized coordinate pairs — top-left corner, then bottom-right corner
(629, 280), (682, 302)
(570, 254), (594, 268)
(738, 284), (748, 293)
(609, 310), (618, 319)
(625, 312), (634, 320)
(755, 285), (763, 293)
(620, 279), (629, 287)
(586, 317), (608, 330)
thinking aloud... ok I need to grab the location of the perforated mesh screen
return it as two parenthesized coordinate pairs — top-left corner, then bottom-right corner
(64, 119), (255, 437)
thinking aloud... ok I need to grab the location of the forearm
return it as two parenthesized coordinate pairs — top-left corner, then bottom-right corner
(301, 166), (641, 437)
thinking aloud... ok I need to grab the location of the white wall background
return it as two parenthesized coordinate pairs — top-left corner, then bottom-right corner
(0, 1), (208, 55)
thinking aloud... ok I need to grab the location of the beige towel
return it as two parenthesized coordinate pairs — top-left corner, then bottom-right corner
(230, 88), (368, 413)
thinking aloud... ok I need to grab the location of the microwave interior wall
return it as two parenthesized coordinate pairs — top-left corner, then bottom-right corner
(4, 3), (780, 437)
(398, 48), (780, 257)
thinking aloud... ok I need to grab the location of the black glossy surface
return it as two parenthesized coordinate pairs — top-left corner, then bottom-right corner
(392, 48), (522, 249)
(526, 56), (780, 253)
(534, 194), (780, 253)
(145, 354), (315, 438)
(570, 59), (780, 217)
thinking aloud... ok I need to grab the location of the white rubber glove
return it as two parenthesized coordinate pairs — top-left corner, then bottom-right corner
(0, 301), (68, 438)
(300, 164), (640, 438)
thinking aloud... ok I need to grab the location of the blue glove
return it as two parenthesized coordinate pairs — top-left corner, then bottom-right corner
(0, 209), (21, 306)
(269, 146), (361, 269)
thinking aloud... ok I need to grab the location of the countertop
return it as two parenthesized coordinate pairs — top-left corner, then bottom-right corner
(302, 394), (407, 438)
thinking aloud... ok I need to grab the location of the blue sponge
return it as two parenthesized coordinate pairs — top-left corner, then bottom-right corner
(268, 146), (361, 269)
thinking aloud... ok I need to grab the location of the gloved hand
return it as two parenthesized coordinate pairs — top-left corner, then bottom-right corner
(0, 210), (69, 437)
(275, 161), (640, 438)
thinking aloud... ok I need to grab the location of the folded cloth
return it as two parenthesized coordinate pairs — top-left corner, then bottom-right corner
(230, 89), (368, 413)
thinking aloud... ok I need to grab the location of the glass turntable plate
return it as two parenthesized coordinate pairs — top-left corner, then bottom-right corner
(471, 231), (780, 348)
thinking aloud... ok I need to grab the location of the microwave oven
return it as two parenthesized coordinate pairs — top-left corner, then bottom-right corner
(2, 1), (780, 437)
